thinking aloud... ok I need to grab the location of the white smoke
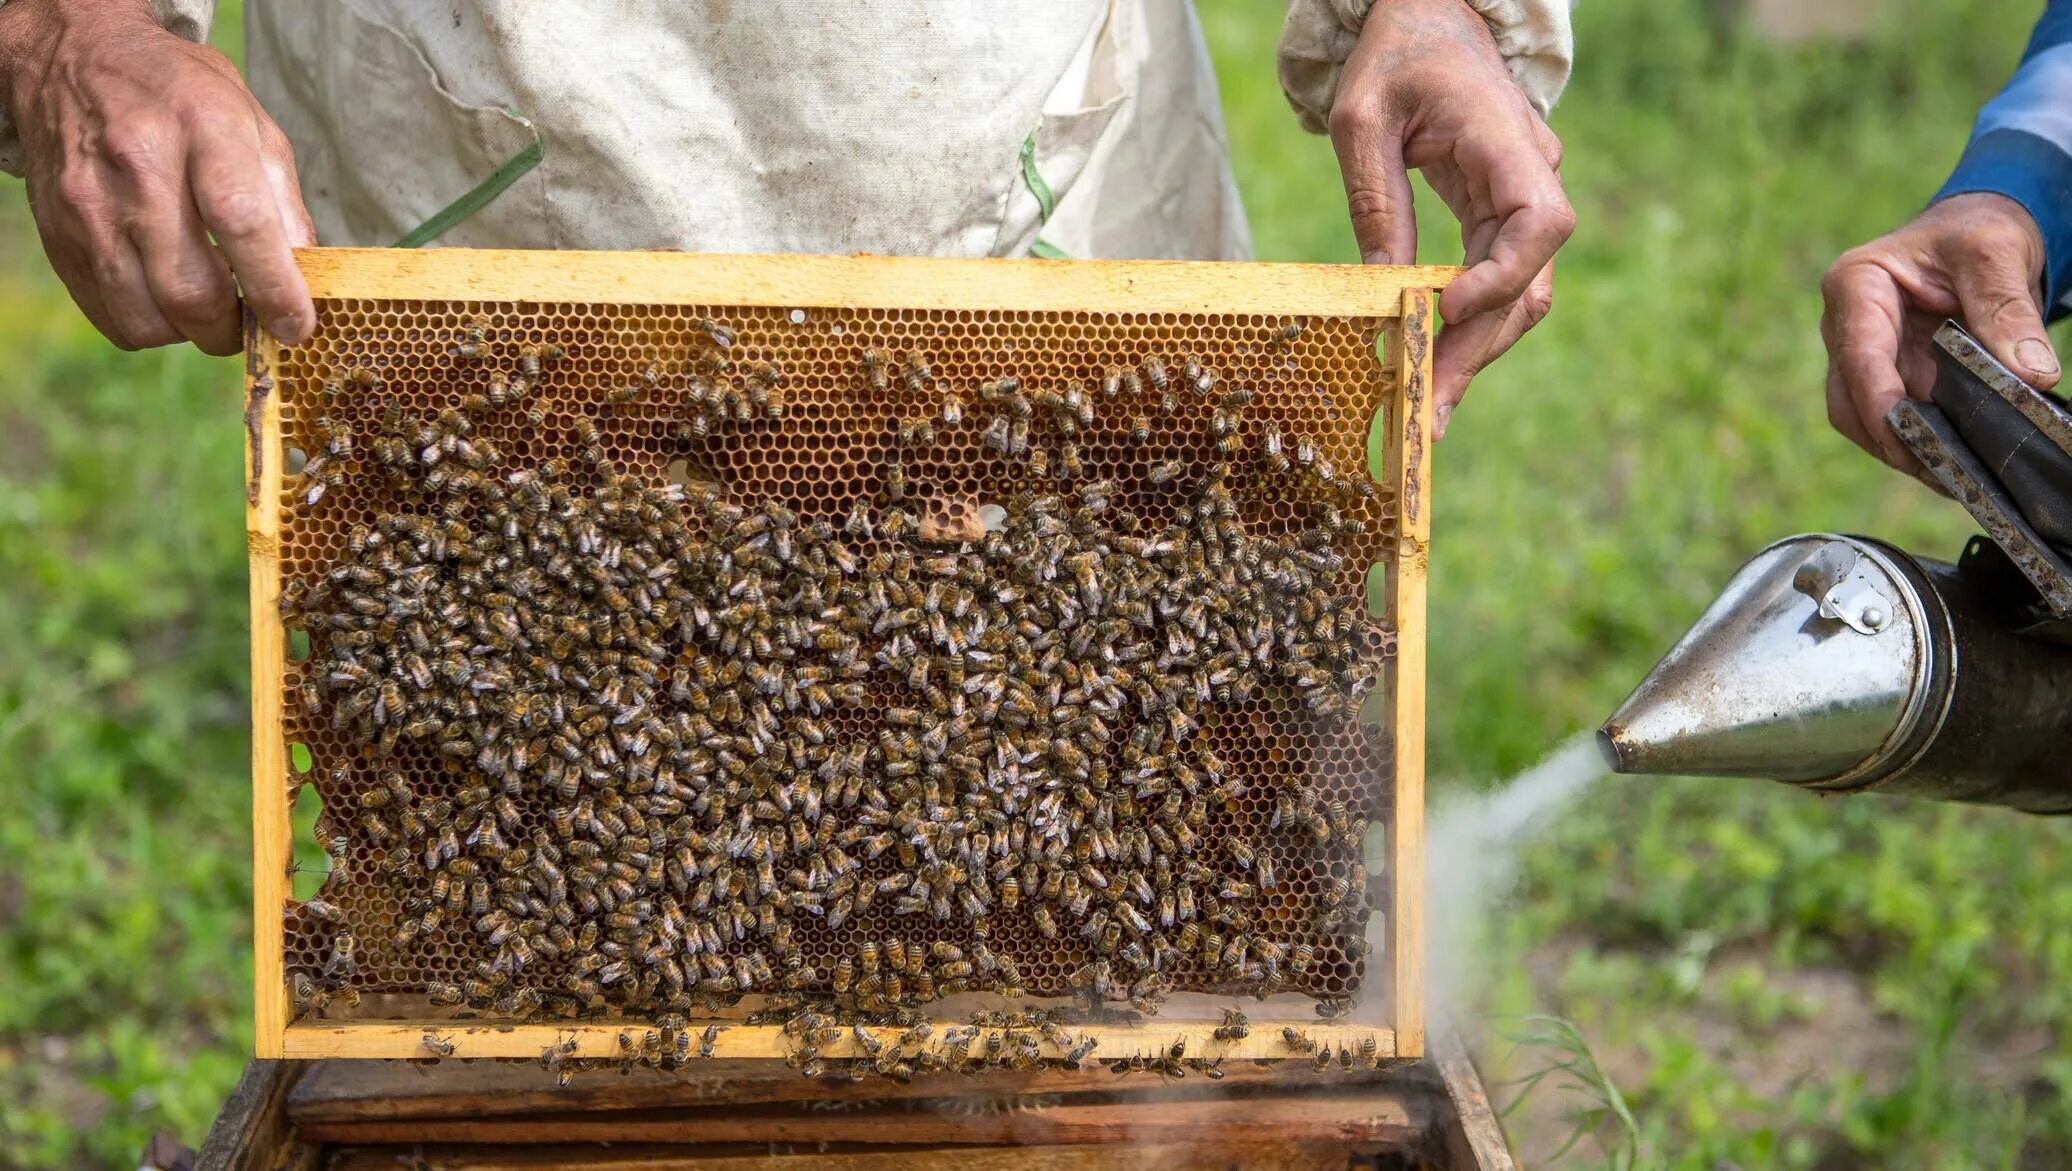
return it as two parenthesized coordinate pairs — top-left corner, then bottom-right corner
(1424, 734), (1608, 1021)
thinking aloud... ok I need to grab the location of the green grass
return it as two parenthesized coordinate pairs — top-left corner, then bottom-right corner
(1, 0), (2068, 1164)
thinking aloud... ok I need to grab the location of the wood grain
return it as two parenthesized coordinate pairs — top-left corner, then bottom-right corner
(294, 1086), (1431, 1147)
(288, 1054), (1408, 1122)
(293, 248), (1462, 318)
(245, 323), (290, 1060)
(282, 1020), (1395, 1062)
(193, 1060), (316, 1171)
(322, 1141), (1366, 1170)
(1432, 1033), (1515, 1171)
(1386, 288), (1435, 1059)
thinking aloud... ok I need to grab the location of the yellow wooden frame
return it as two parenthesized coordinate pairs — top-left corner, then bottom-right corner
(248, 249), (1446, 1063)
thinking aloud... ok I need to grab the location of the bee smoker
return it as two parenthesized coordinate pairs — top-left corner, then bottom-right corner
(1599, 324), (2072, 813)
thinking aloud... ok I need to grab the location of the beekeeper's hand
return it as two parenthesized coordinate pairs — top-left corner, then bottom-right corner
(1330, 0), (1573, 438)
(0, 0), (316, 354)
(1822, 192), (2055, 472)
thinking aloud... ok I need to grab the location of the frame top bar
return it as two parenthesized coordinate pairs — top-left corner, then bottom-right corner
(294, 248), (1461, 318)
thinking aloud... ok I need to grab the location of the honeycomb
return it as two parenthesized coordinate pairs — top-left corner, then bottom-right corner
(265, 295), (1403, 1023)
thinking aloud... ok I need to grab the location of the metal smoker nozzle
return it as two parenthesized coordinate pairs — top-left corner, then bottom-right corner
(1598, 534), (1936, 785)
(1598, 533), (2072, 813)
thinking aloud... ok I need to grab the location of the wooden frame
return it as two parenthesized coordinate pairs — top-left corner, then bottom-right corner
(247, 249), (1449, 1063)
(198, 1034), (1513, 1167)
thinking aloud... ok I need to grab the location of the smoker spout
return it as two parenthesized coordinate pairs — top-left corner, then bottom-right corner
(1601, 533), (2072, 813)
(1593, 727), (1627, 774)
(1600, 534), (1935, 784)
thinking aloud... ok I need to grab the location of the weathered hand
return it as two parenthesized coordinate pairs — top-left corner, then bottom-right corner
(1820, 192), (2054, 472)
(0, 0), (315, 354)
(1328, 0), (1573, 436)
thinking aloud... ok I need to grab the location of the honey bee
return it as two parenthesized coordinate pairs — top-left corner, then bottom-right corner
(327, 931), (358, 978)
(696, 317), (736, 349)
(1276, 319), (1306, 344)
(302, 897), (347, 923)
(902, 351), (932, 393)
(1352, 1033), (1379, 1069)
(421, 1031), (456, 1057)
(539, 1036), (578, 1087)
(1281, 1026), (1316, 1053)
(861, 349), (889, 392)
(1141, 357), (1168, 392)
(289, 972), (329, 1017)
(897, 418), (935, 448)
(1212, 1008), (1249, 1041)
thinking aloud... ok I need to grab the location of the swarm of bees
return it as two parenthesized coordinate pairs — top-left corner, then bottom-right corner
(279, 310), (1392, 1079)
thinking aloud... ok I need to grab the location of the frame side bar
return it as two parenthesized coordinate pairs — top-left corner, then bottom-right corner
(247, 323), (291, 1058)
(1387, 288), (1434, 1058)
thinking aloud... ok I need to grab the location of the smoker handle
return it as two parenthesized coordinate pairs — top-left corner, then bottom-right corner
(1927, 323), (2072, 551)
(1887, 322), (2072, 637)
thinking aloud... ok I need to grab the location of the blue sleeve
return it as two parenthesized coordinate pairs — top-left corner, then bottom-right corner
(1937, 1), (2072, 317)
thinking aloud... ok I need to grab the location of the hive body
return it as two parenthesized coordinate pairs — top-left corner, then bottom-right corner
(247, 249), (1443, 1063)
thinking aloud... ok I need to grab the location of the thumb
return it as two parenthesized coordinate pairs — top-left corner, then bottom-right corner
(1329, 107), (1417, 265)
(1949, 251), (2059, 390)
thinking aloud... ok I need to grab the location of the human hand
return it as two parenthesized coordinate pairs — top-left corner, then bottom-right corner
(0, 0), (316, 354)
(1820, 192), (2054, 472)
(1327, 0), (1573, 437)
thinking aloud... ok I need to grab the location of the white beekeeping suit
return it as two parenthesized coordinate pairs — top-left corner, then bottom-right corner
(2, 1), (1572, 259)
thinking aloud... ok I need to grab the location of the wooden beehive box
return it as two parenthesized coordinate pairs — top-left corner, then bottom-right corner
(246, 248), (1446, 1065)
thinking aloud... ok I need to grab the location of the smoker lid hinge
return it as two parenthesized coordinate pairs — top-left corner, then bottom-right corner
(1792, 544), (1897, 635)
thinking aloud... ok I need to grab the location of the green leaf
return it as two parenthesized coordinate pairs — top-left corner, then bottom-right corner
(1018, 132), (1058, 223)
(394, 117), (546, 249)
(1018, 134), (1072, 260)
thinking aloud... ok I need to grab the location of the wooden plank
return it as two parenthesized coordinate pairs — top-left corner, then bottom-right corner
(323, 1141), (1362, 1170)
(282, 1020), (1394, 1062)
(1431, 1034), (1516, 1171)
(294, 1086), (1432, 1147)
(1387, 288), (1434, 1058)
(194, 1059), (316, 1171)
(245, 323), (291, 1061)
(289, 1055), (1408, 1122)
(294, 247), (1461, 318)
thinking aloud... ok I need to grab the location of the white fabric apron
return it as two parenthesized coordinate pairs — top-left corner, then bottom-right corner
(243, 0), (1252, 260)
(0, 1), (1575, 260)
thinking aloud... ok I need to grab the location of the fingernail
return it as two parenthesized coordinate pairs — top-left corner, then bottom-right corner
(1433, 403), (1453, 438)
(271, 315), (306, 341)
(2018, 337), (2060, 377)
